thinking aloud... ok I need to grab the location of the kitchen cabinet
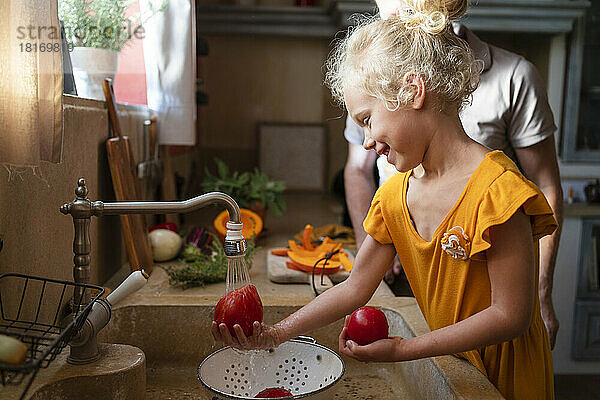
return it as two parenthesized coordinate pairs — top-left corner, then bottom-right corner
(561, 0), (599, 162)
(573, 218), (600, 360)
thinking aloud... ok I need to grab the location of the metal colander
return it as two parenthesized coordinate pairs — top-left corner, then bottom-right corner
(198, 337), (345, 399)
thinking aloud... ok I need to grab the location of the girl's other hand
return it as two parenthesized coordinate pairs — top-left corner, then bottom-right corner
(211, 320), (282, 351)
(338, 315), (406, 362)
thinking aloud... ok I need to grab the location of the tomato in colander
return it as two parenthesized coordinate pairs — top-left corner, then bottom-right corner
(255, 387), (293, 398)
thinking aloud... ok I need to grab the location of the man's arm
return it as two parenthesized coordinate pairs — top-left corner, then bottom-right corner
(345, 142), (378, 250)
(514, 135), (563, 349)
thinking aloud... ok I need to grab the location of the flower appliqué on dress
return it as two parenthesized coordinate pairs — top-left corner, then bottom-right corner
(441, 226), (470, 260)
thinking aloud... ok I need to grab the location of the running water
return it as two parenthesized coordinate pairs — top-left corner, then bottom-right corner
(222, 251), (264, 397)
(226, 255), (251, 294)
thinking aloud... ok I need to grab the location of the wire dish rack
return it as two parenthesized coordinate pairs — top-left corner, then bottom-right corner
(0, 273), (104, 399)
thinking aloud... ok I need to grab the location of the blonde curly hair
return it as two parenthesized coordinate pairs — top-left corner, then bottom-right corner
(325, 0), (482, 114)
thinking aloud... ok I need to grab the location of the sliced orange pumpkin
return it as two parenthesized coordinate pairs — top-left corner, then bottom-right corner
(270, 248), (289, 257)
(286, 260), (340, 275)
(214, 208), (263, 242)
(288, 238), (338, 258)
(339, 252), (354, 272)
(311, 243), (344, 262)
(286, 261), (304, 272)
(288, 251), (342, 270)
(302, 224), (315, 250)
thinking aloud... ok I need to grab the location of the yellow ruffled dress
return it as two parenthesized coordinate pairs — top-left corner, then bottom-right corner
(363, 151), (556, 400)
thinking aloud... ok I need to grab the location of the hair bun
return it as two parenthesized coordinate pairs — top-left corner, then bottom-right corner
(391, 7), (447, 35)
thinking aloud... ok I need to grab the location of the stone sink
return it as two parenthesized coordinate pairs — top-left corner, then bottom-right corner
(1, 267), (503, 399)
(100, 300), (503, 400)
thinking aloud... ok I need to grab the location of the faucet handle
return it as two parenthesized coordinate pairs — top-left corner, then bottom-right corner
(60, 203), (72, 215)
(106, 270), (149, 306)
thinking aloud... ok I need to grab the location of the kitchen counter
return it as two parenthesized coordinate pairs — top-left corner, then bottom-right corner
(105, 192), (394, 299)
(5, 193), (501, 400)
(564, 202), (600, 217)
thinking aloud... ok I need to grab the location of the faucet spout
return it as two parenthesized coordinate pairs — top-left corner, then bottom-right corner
(97, 191), (242, 223)
(60, 179), (246, 298)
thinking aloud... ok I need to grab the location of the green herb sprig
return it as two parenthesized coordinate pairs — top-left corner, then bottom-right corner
(202, 158), (287, 216)
(165, 235), (258, 289)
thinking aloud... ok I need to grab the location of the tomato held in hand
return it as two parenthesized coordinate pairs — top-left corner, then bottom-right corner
(255, 387), (293, 398)
(347, 306), (389, 345)
(214, 284), (263, 337)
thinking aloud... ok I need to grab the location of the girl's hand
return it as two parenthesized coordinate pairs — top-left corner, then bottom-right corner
(211, 321), (282, 351)
(338, 315), (406, 362)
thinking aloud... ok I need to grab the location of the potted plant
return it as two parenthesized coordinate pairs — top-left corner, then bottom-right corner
(202, 158), (287, 221)
(59, 0), (166, 99)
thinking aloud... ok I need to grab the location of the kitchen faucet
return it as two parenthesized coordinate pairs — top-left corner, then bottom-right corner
(60, 178), (247, 364)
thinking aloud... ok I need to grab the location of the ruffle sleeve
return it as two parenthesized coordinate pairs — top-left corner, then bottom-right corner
(363, 187), (393, 245)
(470, 170), (557, 258)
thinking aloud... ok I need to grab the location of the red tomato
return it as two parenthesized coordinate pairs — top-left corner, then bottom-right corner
(214, 284), (263, 337)
(346, 306), (389, 346)
(148, 222), (178, 233)
(255, 387), (293, 398)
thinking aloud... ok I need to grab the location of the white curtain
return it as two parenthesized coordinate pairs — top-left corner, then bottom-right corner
(0, 0), (64, 167)
(140, 0), (196, 145)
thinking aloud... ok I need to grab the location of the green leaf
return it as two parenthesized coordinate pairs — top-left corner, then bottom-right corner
(200, 158), (286, 217)
(216, 158), (229, 179)
(239, 172), (250, 185)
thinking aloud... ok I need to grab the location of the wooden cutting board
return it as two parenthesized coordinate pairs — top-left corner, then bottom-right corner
(267, 248), (352, 294)
(160, 142), (179, 226)
(103, 79), (154, 274)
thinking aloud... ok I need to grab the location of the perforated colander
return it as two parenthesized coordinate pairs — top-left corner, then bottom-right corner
(198, 336), (345, 399)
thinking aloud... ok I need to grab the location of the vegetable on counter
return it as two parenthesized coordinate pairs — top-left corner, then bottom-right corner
(293, 223), (355, 248)
(185, 226), (212, 254)
(148, 222), (178, 234)
(202, 157), (287, 217)
(213, 208), (263, 242)
(165, 235), (258, 289)
(149, 229), (182, 262)
(0, 334), (27, 365)
(301, 224), (315, 250)
(270, 248), (289, 257)
(280, 224), (354, 274)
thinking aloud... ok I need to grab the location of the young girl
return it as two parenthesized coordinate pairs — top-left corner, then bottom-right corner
(212, 1), (556, 398)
